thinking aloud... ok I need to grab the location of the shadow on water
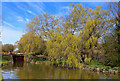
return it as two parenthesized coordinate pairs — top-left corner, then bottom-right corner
(13, 61), (24, 67)
(13, 55), (24, 62)
(12, 55), (24, 67)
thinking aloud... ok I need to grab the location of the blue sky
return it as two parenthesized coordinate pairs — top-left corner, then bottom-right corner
(2, 2), (109, 45)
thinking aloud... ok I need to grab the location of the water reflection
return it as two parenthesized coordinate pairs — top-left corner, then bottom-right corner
(2, 63), (119, 79)
(13, 61), (24, 67)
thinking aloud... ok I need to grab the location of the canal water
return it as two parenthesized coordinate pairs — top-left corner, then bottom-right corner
(2, 61), (119, 79)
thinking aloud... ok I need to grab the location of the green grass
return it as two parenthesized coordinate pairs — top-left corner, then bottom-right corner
(0, 60), (11, 64)
(113, 67), (119, 70)
(32, 55), (119, 71)
(84, 60), (119, 71)
(85, 60), (104, 68)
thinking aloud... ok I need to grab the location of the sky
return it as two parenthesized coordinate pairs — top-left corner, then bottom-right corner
(2, 2), (110, 45)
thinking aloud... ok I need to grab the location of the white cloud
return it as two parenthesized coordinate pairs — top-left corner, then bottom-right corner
(27, 3), (45, 14)
(25, 18), (29, 22)
(3, 21), (16, 29)
(16, 4), (36, 16)
(2, 27), (24, 45)
(15, 2), (45, 15)
(17, 16), (24, 22)
(16, 5), (26, 11)
(27, 10), (36, 15)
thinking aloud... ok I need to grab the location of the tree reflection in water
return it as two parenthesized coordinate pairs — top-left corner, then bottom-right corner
(2, 63), (119, 79)
(13, 61), (24, 68)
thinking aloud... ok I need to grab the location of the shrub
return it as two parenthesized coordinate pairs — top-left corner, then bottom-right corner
(105, 66), (111, 71)
(113, 67), (119, 70)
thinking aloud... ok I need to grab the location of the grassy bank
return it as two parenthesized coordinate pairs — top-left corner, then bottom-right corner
(0, 56), (11, 68)
(84, 60), (119, 71)
(33, 55), (119, 71)
(0, 56), (11, 80)
(32, 55), (119, 74)
(2, 56), (11, 63)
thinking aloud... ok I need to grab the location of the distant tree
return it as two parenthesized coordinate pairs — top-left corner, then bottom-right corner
(17, 31), (46, 54)
(2, 44), (14, 52)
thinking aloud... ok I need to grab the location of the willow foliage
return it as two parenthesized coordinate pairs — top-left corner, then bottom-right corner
(17, 3), (116, 67)
(18, 32), (45, 54)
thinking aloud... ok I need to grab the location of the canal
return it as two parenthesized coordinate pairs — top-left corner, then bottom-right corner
(2, 61), (119, 79)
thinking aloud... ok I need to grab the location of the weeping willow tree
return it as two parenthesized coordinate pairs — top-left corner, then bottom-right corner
(58, 3), (111, 65)
(17, 31), (46, 54)
(46, 33), (80, 67)
(17, 3), (115, 67)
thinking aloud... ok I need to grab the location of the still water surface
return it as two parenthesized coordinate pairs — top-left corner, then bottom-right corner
(2, 62), (119, 79)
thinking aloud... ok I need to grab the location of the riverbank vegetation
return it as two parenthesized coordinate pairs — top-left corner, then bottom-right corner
(1, 56), (10, 64)
(7, 3), (120, 72)
(0, 56), (11, 68)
